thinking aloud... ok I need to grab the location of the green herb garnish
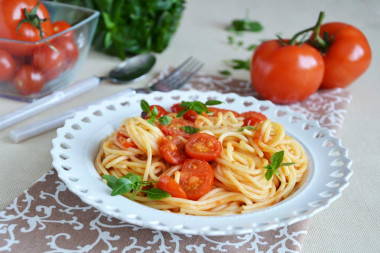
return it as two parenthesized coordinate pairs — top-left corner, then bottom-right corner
(264, 151), (295, 181)
(219, 70), (232, 76)
(176, 100), (223, 118)
(237, 126), (256, 132)
(182, 126), (200, 134)
(140, 100), (171, 125)
(53, 0), (185, 59)
(226, 10), (263, 33)
(102, 173), (170, 200)
(228, 59), (251, 70)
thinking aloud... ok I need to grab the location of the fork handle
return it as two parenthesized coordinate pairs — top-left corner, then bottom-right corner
(134, 88), (153, 94)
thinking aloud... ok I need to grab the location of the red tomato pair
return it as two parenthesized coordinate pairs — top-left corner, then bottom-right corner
(158, 159), (214, 201)
(250, 13), (371, 104)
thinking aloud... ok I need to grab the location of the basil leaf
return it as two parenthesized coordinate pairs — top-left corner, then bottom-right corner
(102, 174), (118, 188)
(147, 118), (155, 125)
(176, 108), (188, 118)
(125, 173), (141, 185)
(237, 126), (256, 132)
(111, 178), (133, 196)
(230, 59), (250, 70)
(182, 126), (200, 134)
(281, 162), (295, 167)
(145, 188), (171, 200)
(246, 44), (258, 51)
(150, 106), (158, 118)
(265, 169), (274, 181)
(158, 115), (171, 125)
(271, 151), (284, 167)
(205, 100), (223, 106)
(140, 100), (150, 112)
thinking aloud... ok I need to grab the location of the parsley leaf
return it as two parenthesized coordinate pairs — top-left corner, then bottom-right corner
(263, 151), (295, 181)
(102, 173), (170, 200)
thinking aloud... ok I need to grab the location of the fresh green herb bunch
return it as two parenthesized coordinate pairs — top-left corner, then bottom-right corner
(53, 0), (185, 59)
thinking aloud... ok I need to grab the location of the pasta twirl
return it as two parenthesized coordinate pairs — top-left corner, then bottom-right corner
(95, 107), (309, 216)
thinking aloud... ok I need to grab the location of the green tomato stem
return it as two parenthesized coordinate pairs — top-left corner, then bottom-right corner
(288, 11), (326, 46)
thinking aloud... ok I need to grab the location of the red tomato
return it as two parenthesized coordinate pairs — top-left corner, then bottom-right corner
(116, 132), (136, 149)
(241, 111), (267, 126)
(250, 40), (325, 104)
(171, 103), (205, 122)
(52, 20), (74, 38)
(208, 107), (240, 117)
(53, 37), (79, 69)
(0, 50), (16, 81)
(159, 136), (187, 165)
(159, 118), (195, 138)
(317, 22), (372, 89)
(142, 105), (168, 119)
(0, 0), (53, 56)
(185, 133), (222, 161)
(158, 174), (187, 199)
(33, 42), (65, 79)
(179, 159), (214, 200)
(13, 65), (45, 95)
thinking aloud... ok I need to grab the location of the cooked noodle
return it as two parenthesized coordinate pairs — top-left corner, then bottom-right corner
(95, 110), (308, 216)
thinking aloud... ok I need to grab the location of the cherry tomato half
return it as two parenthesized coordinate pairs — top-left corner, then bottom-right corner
(250, 40), (325, 104)
(317, 22), (372, 89)
(158, 174), (187, 199)
(241, 111), (267, 126)
(0, 50), (16, 81)
(159, 118), (195, 138)
(179, 159), (214, 200)
(185, 133), (222, 161)
(115, 132), (136, 149)
(13, 65), (45, 95)
(159, 136), (187, 165)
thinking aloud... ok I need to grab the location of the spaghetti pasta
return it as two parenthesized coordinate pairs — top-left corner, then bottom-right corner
(95, 102), (309, 216)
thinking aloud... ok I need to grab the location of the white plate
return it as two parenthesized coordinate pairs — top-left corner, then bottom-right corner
(51, 90), (352, 236)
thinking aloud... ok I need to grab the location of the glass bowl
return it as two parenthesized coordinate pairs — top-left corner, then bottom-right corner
(0, 1), (99, 102)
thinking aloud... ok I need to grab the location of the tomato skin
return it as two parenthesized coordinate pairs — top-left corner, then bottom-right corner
(250, 40), (325, 104)
(241, 111), (267, 126)
(158, 174), (188, 199)
(317, 22), (372, 89)
(0, 0), (53, 56)
(159, 136), (188, 165)
(13, 65), (45, 95)
(33, 42), (65, 78)
(185, 133), (222, 161)
(179, 159), (214, 200)
(54, 37), (79, 69)
(52, 20), (74, 38)
(0, 50), (16, 81)
(159, 118), (195, 138)
(115, 132), (136, 149)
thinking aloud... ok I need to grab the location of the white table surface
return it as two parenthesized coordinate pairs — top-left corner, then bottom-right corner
(1, 0), (379, 252)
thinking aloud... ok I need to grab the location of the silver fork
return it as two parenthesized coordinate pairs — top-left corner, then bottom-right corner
(135, 57), (203, 93)
(9, 57), (203, 143)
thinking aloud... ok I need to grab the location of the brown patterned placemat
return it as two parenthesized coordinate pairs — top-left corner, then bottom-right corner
(0, 71), (351, 252)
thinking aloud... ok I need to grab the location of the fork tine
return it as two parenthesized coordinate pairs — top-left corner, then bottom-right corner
(163, 61), (203, 90)
(150, 57), (203, 92)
